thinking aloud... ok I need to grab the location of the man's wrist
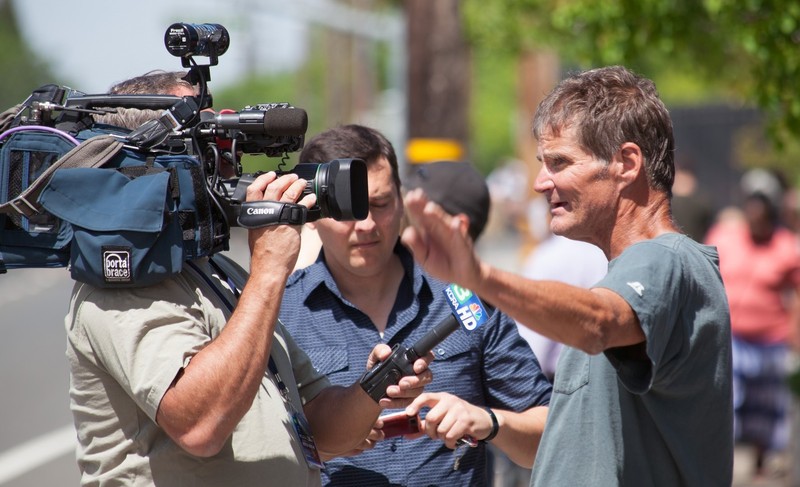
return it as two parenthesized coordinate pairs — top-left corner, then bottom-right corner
(481, 407), (499, 442)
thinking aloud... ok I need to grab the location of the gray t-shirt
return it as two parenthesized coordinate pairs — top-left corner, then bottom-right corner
(530, 233), (733, 487)
(66, 257), (331, 486)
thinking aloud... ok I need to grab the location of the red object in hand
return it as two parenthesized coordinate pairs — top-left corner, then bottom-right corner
(380, 411), (421, 438)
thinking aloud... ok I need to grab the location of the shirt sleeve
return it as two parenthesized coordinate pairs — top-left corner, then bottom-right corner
(594, 240), (685, 394)
(278, 320), (331, 406)
(73, 276), (214, 423)
(481, 309), (552, 410)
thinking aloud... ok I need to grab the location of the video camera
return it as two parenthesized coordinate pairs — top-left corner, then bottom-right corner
(0, 22), (369, 285)
(16, 22), (369, 229)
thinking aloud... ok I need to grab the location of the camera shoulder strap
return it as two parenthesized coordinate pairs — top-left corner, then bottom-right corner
(0, 134), (123, 219)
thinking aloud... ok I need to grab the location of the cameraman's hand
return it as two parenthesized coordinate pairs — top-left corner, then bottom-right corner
(246, 171), (317, 274)
(322, 425), (385, 460)
(366, 344), (434, 409)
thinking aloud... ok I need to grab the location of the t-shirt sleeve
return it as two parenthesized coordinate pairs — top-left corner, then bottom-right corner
(278, 320), (331, 405)
(594, 241), (684, 394)
(73, 280), (213, 423)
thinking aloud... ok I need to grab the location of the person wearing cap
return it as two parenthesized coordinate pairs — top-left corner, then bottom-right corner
(403, 160), (491, 241)
(279, 124), (551, 486)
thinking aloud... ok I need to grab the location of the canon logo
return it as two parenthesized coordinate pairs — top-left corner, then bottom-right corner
(247, 207), (275, 215)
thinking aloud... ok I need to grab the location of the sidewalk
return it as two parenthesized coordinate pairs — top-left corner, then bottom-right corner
(733, 446), (791, 487)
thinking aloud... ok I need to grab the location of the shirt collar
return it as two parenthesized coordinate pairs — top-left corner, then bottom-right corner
(292, 239), (431, 309)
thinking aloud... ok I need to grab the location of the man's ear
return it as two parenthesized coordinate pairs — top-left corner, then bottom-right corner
(616, 142), (644, 188)
(454, 213), (470, 238)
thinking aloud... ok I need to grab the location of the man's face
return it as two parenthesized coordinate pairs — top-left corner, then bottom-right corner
(313, 156), (403, 279)
(533, 125), (615, 242)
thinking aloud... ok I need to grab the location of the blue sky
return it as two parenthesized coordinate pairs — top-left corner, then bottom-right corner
(13, 0), (307, 93)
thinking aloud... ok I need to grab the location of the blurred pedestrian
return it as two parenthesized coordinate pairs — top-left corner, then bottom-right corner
(671, 159), (714, 242)
(705, 168), (800, 478)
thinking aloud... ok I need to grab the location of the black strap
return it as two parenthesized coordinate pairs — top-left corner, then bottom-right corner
(481, 407), (499, 442)
(189, 256), (289, 398)
(0, 133), (123, 219)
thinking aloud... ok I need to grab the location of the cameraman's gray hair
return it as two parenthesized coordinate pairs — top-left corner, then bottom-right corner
(94, 70), (193, 131)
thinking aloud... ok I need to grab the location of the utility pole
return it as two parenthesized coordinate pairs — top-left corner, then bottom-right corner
(404, 0), (470, 170)
(515, 49), (560, 257)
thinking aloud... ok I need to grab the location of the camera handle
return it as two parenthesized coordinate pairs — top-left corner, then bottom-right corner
(236, 200), (308, 228)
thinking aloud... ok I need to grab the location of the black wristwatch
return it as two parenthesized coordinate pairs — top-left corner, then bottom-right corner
(482, 407), (499, 442)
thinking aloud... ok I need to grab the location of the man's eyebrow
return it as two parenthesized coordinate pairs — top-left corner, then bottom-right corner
(370, 192), (395, 202)
(539, 151), (571, 165)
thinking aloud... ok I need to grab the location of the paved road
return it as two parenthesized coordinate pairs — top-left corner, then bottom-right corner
(0, 266), (79, 486)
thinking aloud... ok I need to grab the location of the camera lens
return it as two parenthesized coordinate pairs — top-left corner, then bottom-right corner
(291, 159), (369, 222)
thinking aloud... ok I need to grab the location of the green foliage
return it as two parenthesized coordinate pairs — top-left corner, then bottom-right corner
(0, 1), (62, 110)
(470, 48), (518, 174)
(211, 32), (331, 173)
(462, 0), (800, 146)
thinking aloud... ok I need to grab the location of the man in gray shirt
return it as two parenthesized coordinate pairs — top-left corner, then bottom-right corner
(401, 65), (733, 486)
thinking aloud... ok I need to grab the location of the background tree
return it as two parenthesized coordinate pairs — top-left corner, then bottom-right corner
(462, 0), (800, 146)
(0, 0), (60, 110)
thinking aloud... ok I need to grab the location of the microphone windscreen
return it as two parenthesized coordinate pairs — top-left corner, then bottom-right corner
(263, 107), (308, 137)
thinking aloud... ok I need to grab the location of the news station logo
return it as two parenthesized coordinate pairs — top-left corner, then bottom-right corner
(444, 284), (488, 331)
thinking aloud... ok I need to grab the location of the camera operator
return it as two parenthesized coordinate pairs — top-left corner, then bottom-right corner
(64, 72), (432, 486)
(93, 70), (198, 130)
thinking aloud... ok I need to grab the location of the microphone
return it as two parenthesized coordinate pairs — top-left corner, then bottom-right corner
(359, 284), (489, 402)
(210, 105), (308, 136)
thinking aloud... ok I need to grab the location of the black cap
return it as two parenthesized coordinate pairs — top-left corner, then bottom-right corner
(404, 161), (491, 240)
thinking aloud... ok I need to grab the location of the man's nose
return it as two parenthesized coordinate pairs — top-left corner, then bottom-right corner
(354, 211), (377, 231)
(533, 166), (554, 194)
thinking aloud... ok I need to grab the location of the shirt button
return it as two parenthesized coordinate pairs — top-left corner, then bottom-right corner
(436, 347), (445, 356)
(390, 444), (397, 452)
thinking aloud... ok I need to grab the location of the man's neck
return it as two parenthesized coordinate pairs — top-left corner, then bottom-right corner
(330, 255), (406, 334)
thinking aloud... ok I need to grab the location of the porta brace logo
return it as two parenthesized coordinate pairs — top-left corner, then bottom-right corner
(444, 284), (487, 331)
(103, 247), (132, 282)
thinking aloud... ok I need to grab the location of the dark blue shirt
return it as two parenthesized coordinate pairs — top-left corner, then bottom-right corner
(280, 243), (552, 487)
